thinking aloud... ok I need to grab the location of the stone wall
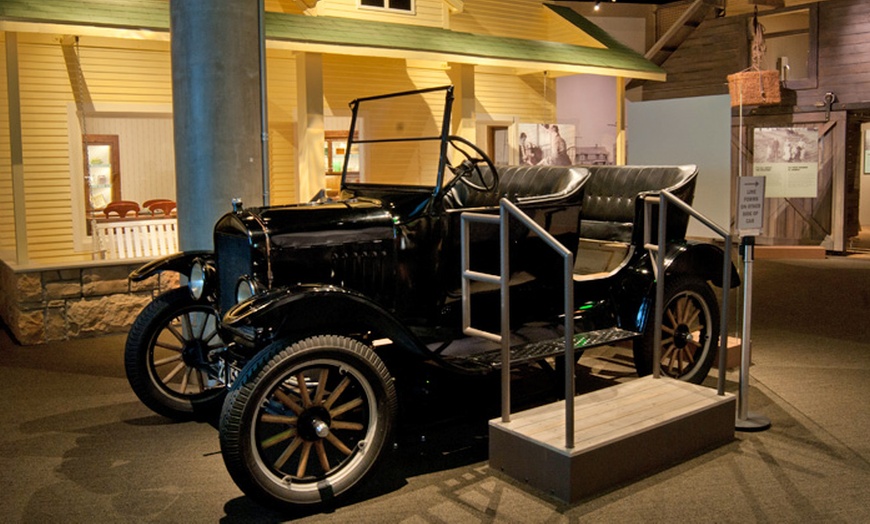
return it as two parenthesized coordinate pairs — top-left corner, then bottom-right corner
(0, 259), (179, 345)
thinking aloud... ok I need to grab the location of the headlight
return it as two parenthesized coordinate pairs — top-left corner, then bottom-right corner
(189, 259), (207, 300)
(235, 276), (260, 304)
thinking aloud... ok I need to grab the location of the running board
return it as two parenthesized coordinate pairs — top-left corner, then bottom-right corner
(446, 327), (638, 372)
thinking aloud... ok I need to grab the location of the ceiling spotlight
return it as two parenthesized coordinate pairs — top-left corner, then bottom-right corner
(594, 1), (601, 11)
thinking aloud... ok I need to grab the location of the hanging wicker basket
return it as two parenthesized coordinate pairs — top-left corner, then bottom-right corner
(729, 12), (781, 108)
(727, 69), (781, 107)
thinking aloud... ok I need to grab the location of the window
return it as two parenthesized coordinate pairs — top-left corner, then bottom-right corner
(755, 6), (818, 90)
(324, 131), (360, 194)
(360, 0), (413, 12)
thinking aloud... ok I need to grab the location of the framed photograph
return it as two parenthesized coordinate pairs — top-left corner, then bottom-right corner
(753, 126), (819, 198)
(517, 123), (575, 166)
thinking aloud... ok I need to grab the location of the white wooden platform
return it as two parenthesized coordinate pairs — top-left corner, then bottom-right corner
(489, 376), (736, 503)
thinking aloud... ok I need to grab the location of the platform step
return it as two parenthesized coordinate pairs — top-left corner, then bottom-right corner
(489, 376), (736, 503)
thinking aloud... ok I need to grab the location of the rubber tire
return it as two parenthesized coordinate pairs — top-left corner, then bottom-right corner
(124, 287), (226, 420)
(633, 275), (720, 384)
(220, 335), (397, 509)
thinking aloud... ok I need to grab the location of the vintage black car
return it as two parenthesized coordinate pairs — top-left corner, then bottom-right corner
(125, 86), (737, 508)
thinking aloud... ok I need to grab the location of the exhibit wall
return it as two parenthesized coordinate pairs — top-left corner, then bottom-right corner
(626, 95), (732, 239)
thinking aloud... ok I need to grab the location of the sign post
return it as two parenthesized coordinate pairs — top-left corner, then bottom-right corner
(735, 176), (771, 432)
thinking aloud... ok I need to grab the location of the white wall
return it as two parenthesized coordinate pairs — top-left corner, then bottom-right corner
(556, 75), (617, 165)
(626, 95), (733, 239)
(555, 15), (646, 165)
(88, 114), (176, 204)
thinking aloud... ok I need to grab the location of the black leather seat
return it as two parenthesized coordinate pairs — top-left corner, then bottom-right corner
(579, 165), (698, 243)
(443, 165), (588, 209)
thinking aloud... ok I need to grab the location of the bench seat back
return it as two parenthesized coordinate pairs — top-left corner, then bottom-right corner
(579, 165), (698, 243)
(443, 165), (588, 209)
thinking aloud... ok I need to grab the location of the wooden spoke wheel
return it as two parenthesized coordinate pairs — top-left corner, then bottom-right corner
(634, 276), (719, 384)
(220, 335), (396, 508)
(125, 288), (227, 419)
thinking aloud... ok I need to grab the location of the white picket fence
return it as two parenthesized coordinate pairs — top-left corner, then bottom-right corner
(93, 218), (179, 259)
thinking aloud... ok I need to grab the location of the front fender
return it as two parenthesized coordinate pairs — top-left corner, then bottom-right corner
(664, 242), (740, 289)
(222, 284), (431, 362)
(129, 251), (214, 282)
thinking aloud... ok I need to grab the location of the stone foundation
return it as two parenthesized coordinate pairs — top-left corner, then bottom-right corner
(0, 258), (179, 345)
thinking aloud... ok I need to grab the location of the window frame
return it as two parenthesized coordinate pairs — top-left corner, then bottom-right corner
(755, 4), (818, 91)
(358, 0), (415, 15)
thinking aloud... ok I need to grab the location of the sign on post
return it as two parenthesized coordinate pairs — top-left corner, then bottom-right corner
(737, 176), (765, 237)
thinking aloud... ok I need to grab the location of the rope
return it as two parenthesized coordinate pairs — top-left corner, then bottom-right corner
(750, 8), (766, 71)
(72, 36), (89, 140)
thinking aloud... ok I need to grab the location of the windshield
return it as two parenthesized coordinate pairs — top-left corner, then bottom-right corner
(343, 86), (453, 188)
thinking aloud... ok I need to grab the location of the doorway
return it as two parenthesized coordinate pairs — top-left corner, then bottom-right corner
(487, 126), (509, 165)
(82, 134), (121, 215)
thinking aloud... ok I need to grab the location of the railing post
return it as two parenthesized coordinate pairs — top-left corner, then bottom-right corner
(462, 201), (575, 447)
(643, 191), (732, 395)
(499, 203), (511, 424)
(653, 196), (667, 379)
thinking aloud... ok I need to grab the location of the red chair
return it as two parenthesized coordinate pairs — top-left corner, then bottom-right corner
(103, 200), (140, 218)
(143, 199), (172, 208)
(145, 199), (177, 216)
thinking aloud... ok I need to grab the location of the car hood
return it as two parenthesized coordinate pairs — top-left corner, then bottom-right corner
(251, 198), (396, 249)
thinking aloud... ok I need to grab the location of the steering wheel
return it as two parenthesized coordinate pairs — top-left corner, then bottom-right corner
(446, 135), (499, 193)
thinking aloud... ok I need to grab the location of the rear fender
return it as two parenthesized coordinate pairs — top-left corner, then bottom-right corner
(222, 284), (431, 364)
(665, 242), (740, 289)
(129, 251), (214, 282)
(630, 242), (739, 334)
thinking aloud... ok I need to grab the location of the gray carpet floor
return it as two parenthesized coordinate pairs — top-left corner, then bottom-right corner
(1, 256), (868, 523)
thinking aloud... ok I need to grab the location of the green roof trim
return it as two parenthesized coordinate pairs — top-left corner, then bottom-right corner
(0, 0), (169, 31)
(264, 11), (664, 78)
(0, 0), (664, 79)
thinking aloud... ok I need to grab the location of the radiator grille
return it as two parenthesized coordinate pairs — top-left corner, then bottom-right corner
(215, 232), (253, 314)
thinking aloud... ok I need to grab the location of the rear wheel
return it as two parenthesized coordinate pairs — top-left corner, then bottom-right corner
(220, 335), (397, 508)
(633, 276), (719, 384)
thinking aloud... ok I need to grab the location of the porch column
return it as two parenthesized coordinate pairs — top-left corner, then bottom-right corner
(169, 0), (264, 251)
(296, 52), (325, 202)
(5, 32), (28, 264)
(616, 76), (626, 165)
(448, 63), (476, 142)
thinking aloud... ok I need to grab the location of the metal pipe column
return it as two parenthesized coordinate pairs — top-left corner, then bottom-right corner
(736, 236), (771, 431)
(170, 0), (264, 251)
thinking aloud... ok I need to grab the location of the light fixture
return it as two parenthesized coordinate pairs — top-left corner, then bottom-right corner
(594, 1), (600, 11)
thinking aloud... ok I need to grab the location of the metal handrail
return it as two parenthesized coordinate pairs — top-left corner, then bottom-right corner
(642, 190), (732, 396)
(460, 198), (576, 448)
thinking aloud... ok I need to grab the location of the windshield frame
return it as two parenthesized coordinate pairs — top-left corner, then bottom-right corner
(341, 85), (454, 194)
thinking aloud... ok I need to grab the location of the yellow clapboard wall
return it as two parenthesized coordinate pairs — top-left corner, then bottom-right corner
(476, 67), (554, 123)
(265, 47), (299, 206)
(3, 25), (554, 261)
(9, 34), (173, 262)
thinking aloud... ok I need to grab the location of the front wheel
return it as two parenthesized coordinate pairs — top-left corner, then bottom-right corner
(124, 287), (227, 419)
(220, 335), (397, 508)
(633, 276), (720, 384)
